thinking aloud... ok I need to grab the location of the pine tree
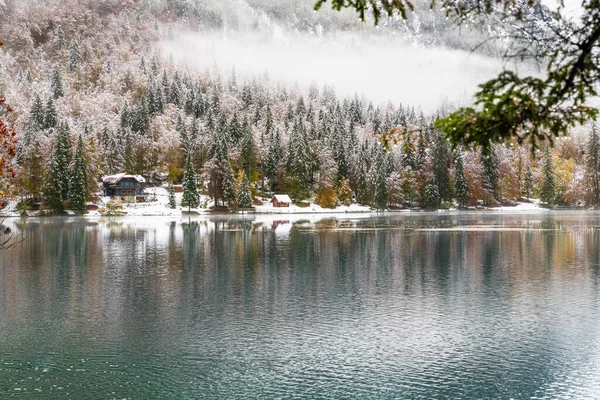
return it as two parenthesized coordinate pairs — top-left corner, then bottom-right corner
(29, 94), (45, 131)
(287, 120), (313, 194)
(44, 99), (58, 129)
(586, 124), (600, 206)
(181, 153), (199, 211)
(481, 147), (499, 202)
(68, 38), (81, 71)
(222, 163), (237, 207)
(55, 122), (73, 199)
(50, 67), (65, 99)
(169, 72), (182, 106)
(402, 135), (416, 170)
(237, 172), (253, 209)
(524, 162), (533, 199)
(372, 148), (388, 210)
(44, 122), (73, 211)
(455, 151), (469, 208)
(69, 135), (88, 214)
(416, 133), (427, 170)
(240, 119), (257, 180)
(540, 145), (556, 205)
(423, 177), (440, 209)
(229, 112), (242, 144)
(265, 104), (273, 136)
(168, 182), (177, 209)
(264, 130), (280, 191)
(432, 132), (452, 202)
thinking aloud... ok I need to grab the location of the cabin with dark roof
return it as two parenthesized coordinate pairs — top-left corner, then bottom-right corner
(102, 173), (147, 203)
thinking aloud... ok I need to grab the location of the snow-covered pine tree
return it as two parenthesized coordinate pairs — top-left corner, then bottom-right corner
(169, 72), (182, 106)
(432, 131), (452, 202)
(181, 153), (199, 211)
(168, 182), (177, 209)
(586, 124), (600, 206)
(455, 151), (469, 208)
(229, 112), (242, 144)
(524, 162), (533, 199)
(29, 94), (45, 131)
(539, 145), (556, 206)
(481, 147), (499, 202)
(68, 38), (81, 71)
(50, 67), (65, 99)
(222, 163), (237, 208)
(402, 135), (416, 170)
(69, 135), (88, 214)
(264, 130), (280, 192)
(373, 147), (388, 210)
(55, 122), (73, 199)
(44, 99), (58, 129)
(237, 172), (253, 209)
(423, 177), (441, 209)
(240, 118), (257, 181)
(43, 122), (72, 211)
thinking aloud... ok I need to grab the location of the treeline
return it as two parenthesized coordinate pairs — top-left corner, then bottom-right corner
(2, 1), (600, 214)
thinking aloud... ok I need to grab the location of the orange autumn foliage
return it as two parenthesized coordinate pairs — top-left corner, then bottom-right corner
(0, 39), (18, 197)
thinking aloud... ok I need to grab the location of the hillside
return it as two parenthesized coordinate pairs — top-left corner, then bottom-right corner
(0, 0), (596, 213)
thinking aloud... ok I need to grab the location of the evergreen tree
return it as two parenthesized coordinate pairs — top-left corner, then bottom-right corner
(481, 147), (499, 202)
(240, 119), (257, 180)
(132, 96), (150, 135)
(69, 135), (88, 214)
(455, 151), (469, 208)
(222, 163), (237, 207)
(120, 103), (131, 130)
(181, 153), (199, 211)
(540, 145), (556, 205)
(432, 132), (452, 202)
(265, 104), (273, 136)
(229, 112), (242, 144)
(402, 135), (416, 170)
(524, 162), (533, 199)
(45, 99), (58, 129)
(169, 72), (182, 106)
(237, 172), (253, 209)
(264, 130), (281, 191)
(44, 122), (73, 211)
(29, 94), (45, 131)
(416, 133), (427, 170)
(423, 177), (441, 209)
(68, 38), (81, 71)
(586, 124), (600, 206)
(50, 67), (65, 99)
(287, 120), (313, 193)
(372, 148), (388, 210)
(168, 182), (177, 209)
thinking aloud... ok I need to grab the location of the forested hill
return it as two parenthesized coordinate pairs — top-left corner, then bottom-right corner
(0, 0), (597, 213)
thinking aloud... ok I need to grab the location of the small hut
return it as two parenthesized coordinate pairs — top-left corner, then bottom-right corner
(271, 194), (292, 208)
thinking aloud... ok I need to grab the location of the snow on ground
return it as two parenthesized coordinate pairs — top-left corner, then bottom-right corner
(0, 195), (581, 218)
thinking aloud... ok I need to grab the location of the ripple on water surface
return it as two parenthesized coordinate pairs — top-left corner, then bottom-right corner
(0, 213), (600, 398)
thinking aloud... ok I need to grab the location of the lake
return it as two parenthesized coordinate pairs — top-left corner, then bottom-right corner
(1, 213), (600, 399)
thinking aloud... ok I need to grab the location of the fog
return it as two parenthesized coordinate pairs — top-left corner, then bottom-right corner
(161, 1), (537, 112)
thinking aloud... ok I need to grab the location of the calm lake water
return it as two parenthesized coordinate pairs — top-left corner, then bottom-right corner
(1, 213), (600, 399)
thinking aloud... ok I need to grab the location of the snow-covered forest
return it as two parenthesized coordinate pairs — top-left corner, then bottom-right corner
(0, 0), (598, 214)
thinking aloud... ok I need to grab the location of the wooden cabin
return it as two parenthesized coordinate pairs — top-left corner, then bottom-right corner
(271, 194), (292, 208)
(102, 173), (147, 203)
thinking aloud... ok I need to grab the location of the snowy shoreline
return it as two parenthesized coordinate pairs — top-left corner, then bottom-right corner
(0, 201), (562, 218)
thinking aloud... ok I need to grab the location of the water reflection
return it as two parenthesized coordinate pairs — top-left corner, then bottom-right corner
(1, 213), (600, 399)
